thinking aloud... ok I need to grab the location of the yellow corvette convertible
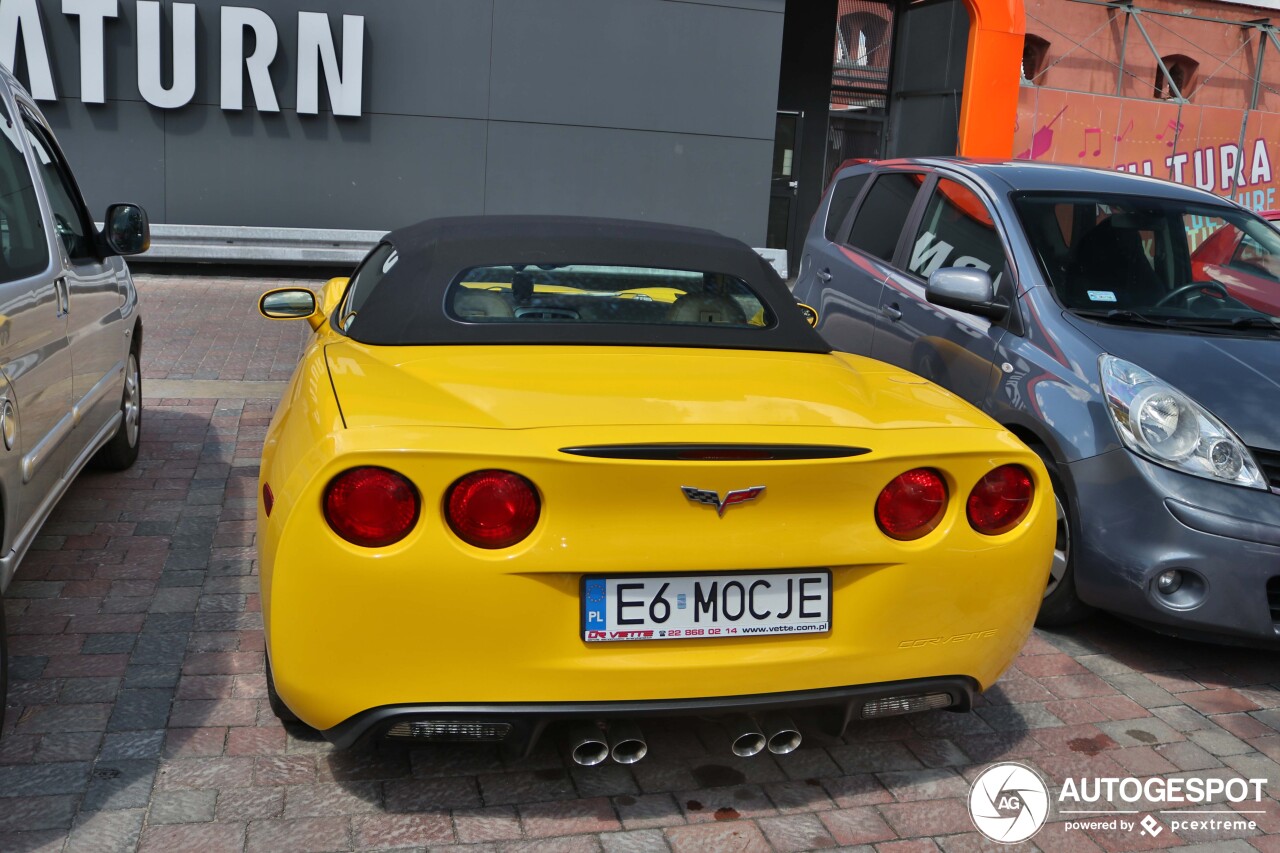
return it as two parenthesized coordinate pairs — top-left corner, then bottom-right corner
(257, 216), (1054, 758)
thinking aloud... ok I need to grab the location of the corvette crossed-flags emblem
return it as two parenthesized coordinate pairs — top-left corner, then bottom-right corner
(680, 486), (766, 517)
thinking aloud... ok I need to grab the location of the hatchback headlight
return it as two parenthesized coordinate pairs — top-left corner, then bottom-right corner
(1100, 355), (1266, 489)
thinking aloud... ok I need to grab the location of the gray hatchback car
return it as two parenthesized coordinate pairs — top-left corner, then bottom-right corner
(794, 158), (1280, 647)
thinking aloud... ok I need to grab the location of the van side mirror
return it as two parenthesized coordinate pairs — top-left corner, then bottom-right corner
(925, 268), (1008, 320)
(102, 204), (150, 256)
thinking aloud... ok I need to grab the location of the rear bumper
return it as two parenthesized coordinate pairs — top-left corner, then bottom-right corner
(322, 675), (978, 751)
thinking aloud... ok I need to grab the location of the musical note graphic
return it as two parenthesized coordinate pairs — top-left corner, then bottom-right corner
(1156, 120), (1184, 147)
(1114, 119), (1133, 142)
(1017, 106), (1068, 160)
(1078, 127), (1102, 158)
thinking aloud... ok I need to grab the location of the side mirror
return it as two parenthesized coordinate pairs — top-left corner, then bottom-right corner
(260, 288), (320, 328)
(925, 268), (1008, 320)
(102, 203), (150, 256)
(796, 303), (819, 327)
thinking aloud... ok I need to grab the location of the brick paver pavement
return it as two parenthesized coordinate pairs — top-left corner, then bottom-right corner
(2, 273), (1279, 852)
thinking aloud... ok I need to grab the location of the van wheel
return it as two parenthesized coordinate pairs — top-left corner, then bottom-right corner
(1033, 447), (1094, 627)
(93, 349), (141, 471)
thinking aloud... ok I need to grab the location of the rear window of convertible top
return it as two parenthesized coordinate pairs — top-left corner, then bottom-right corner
(446, 264), (774, 329)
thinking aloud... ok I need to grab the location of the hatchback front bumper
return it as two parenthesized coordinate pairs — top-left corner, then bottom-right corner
(1068, 449), (1280, 646)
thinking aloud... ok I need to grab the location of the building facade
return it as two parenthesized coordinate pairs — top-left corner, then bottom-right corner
(3, 0), (786, 248)
(1015, 0), (1280, 216)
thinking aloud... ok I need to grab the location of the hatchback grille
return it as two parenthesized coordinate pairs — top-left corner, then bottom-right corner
(1269, 578), (1280, 626)
(1253, 447), (1280, 490)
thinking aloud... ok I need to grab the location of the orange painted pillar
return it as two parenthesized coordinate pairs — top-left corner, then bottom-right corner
(956, 0), (1025, 158)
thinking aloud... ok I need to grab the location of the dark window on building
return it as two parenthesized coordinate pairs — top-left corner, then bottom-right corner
(1021, 35), (1050, 84)
(832, 1), (895, 111)
(845, 171), (925, 261)
(824, 173), (871, 242)
(1155, 55), (1198, 99)
(838, 11), (890, 68)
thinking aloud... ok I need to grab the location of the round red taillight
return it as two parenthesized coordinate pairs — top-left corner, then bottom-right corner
(967, 464), (1035, 535)
(445, 470), (540, 549)
(323, 467), (420, 548)
(875, 468), (948, 540)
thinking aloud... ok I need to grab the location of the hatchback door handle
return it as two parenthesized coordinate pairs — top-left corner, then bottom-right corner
(816, 269), (832, 283)
(880, 303), (902, 321)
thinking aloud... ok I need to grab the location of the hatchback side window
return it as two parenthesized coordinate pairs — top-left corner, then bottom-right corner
(22, 115), (96, 263)
(907, 178), (1007, 289)
(824, 173), (870, 242)
(0, 112), (49, 282)
(845, 172), (925, 261)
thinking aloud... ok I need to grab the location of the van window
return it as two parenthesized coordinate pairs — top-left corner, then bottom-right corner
(824, 173), (870, 242)
(0, 104), (49, 282)
(908, 178), (1007, 289)
(22, 115), (97, 263)
(845, 172), (924, 261)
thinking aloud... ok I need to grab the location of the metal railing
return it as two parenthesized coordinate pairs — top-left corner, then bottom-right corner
(131, 224), (790, 279)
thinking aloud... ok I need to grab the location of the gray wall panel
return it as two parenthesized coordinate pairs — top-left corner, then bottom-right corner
(163, 109), (487, 229)
(485, 122), (773, 245)
(11, 0), (783, 239)
(41, 99), (167, 220)
(490, 0), (782, 140)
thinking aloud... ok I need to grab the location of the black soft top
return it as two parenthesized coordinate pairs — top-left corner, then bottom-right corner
(344, 215), (830, 353)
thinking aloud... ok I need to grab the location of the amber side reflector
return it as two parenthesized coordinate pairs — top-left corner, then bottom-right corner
(262, 483), (274, 517)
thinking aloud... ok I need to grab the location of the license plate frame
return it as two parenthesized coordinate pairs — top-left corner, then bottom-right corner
(580, 569), (832, 642)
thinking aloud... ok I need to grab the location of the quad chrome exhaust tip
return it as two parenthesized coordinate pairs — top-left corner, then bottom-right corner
(607, 721), (648, 764)
(567, 722), (610, 766)
(724, 714), (767, 757)
(567, 721), (648, 765)
(761, 712), (802, 754)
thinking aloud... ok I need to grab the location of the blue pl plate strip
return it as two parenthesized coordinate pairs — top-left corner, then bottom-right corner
(584, 578), (607, 630)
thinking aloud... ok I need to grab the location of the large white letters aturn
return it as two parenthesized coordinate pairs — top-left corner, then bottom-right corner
(296, 12), (363, 117)
(0, 0), (56, 100)
(137, 1), (196, 108)
(63, 0), (117, 104)
(221, 5), (279, 112)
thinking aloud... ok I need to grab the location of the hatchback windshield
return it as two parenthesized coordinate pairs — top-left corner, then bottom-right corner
(1014, 193), (1280, 331)
(447, 264), (771, 328)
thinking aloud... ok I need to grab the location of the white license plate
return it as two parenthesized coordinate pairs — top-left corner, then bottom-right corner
(581, 571), (831, 642)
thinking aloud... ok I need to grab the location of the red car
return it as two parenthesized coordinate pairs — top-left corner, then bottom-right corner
(1190, 209), (1280, 314)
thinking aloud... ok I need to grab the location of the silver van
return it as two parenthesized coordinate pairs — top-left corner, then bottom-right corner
(0, 67), (149, 707)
